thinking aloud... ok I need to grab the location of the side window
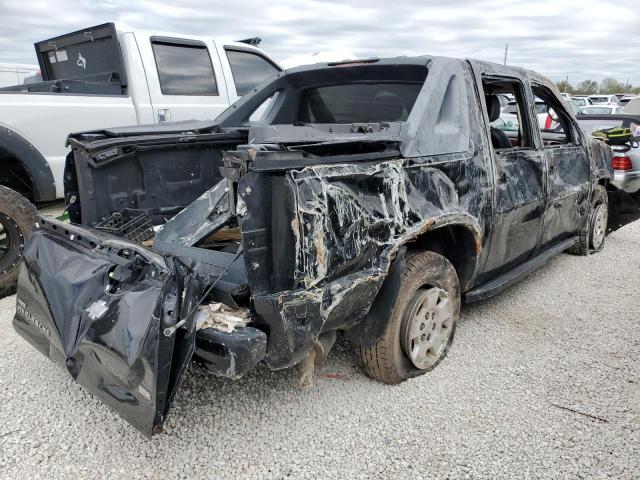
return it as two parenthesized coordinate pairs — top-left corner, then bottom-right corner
(151, 41), (218, 95)
(481, 77), (534, 151)
(531, 85), (573, 146)
(225, 49), (279, 96)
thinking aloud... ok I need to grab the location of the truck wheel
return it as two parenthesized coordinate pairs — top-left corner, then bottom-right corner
(568, 185), (608, 256)
(0, 186), (37, 298)
(359, 251), (460, 384)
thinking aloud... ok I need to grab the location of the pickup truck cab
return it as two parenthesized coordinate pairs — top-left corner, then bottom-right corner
(0, 23), (280, 294)
(13, 57), (640, 434)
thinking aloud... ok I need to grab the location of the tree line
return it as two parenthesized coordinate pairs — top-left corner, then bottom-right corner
(556, 77), (640, 96)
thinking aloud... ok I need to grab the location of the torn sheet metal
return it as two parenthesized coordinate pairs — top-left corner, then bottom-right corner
(154, 179), (233, 246)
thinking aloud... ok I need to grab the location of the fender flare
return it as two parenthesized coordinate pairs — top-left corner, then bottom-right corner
(0, 125), (56, 202)
(345, 215), (483, 347)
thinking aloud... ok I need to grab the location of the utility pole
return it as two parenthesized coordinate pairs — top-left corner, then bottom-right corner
(503, 44), (508, 65)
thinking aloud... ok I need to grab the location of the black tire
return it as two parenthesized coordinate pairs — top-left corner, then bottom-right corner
(0, 185), (37, 298)
(568, 185), (608, 256)
(359, 251), (460, 384)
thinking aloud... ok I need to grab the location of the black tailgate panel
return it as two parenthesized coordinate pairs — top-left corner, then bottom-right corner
(13, 222), (187, 434)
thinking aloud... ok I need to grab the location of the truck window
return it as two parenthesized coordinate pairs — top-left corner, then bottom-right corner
(531, 85), (573, 145)
(481, 77), (533, 150)
(298, 83), (422, 124)
(152, 41), (218, 95)
(225, 49), (279, 96)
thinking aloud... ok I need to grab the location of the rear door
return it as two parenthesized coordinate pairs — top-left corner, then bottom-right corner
(531, 82), (591, 247)
(472, 65), (547, 275)
(135, 33), (230, 123)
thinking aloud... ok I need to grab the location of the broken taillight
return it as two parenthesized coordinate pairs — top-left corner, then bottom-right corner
(612, 156), (633, 171)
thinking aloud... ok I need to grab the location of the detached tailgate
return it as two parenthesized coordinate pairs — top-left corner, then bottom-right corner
(13, 219), (197, 434)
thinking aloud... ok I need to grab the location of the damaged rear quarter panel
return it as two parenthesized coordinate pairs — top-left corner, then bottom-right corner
(242, 71), (491, 368)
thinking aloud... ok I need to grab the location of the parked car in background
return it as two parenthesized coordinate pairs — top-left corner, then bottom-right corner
(0, 63), (39, 87)
(588, 94), (620, 105)
(580, 104), (625, 115)
(577, 114), (640, 194)
(619, 95), (638, 107)
(0, 23), (281, 296)
(565, 99), (581, 116)
(625, 98), (640, 115)
(13, 56), (640, 434)
(503, 99), (549, 127)
(571, 96), (593, 107)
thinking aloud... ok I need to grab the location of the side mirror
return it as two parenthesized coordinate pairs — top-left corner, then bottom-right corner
(548, 107), (558, 121)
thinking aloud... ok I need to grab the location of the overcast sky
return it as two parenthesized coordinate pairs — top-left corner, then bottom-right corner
(1, 0), (638, 85)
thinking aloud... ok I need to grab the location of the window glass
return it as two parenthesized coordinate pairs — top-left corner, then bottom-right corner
(226, 50), (279, 96)
(248, 91), (280, 122)
(582, 106), (614, 114)
(532, 85), (573, 145)
(298, 83), (422, 123)
(152, 42), (218, 95)
(534, 103), (547, 114)
(503, 103), (518, 114)
(482, 77), (533, 149)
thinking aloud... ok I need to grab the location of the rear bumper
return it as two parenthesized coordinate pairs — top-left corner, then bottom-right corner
(613, 170), (640, 194)
(194, 327), (266, 379)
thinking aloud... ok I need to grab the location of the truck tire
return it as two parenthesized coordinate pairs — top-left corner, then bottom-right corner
(359, 251), (460, 384)
(568, 185), (608, 256)
(0, 185), (37, 298)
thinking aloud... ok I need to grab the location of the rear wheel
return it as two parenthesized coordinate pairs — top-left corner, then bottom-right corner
(359, 251), (460, 384)
(569, 185), (608, 256)
(0, 186), (37, 298)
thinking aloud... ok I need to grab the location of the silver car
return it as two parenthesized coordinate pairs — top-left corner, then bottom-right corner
(577, 114), (640, 193)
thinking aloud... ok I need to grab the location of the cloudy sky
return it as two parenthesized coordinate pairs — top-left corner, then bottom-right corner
(1, 0), (638, 85)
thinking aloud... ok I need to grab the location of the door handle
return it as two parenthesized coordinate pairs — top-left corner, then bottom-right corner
(158, 108), (172, 123)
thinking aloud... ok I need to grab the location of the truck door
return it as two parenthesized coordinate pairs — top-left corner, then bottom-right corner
(530, 83), (591, 247)
(477, 73), (547, 274)
(135, 33), (230, 123)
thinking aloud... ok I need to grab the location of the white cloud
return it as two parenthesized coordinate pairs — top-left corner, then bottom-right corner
(0, 0), (638, 84)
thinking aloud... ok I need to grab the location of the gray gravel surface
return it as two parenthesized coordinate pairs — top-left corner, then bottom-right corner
(1, 222), (639, 479)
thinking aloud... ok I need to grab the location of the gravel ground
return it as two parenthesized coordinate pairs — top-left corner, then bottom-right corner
(1, 222), (639, 479)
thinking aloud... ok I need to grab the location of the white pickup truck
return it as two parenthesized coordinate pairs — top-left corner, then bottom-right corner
(0, 23), (281, 294)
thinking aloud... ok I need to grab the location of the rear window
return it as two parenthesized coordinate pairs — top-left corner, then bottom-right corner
(535, 103), (547, 114)
(226, 49), (280, 96)
(582, 106), (613, 114)
(298, 83), (422, 124)
(152, 41), (218, 96)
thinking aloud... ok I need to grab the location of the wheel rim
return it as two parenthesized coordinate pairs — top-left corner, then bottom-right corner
(401, 287), (454, 370)
(0, 212), (23, 277)
(590, 203), (607, 250)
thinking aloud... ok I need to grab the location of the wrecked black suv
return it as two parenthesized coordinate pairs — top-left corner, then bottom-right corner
(13, 57), (640, 434)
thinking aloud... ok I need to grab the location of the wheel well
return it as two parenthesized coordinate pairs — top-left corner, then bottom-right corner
(0, 147), (34, 200)
(407, 225), (479, 290)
